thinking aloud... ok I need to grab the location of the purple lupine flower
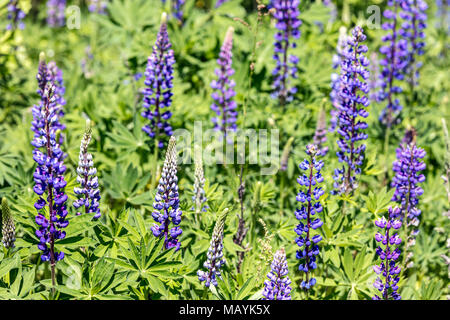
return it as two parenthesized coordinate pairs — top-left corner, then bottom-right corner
(88, 0), (107, 14)
(329, 26), (348, 133)
(368, 52), (382, 104)
(6, 0), (25, 31)
(332, 26), (370, 195)
(378, 0), (409, 127)
(141, 12), (175, 149)
(373, 206), (402, 300)
(47, 0), (66, 27)
(2, 198), (16, 249)
(171, 0), (185, 23)
(400, 0), (427, 89)
(391, 132), (426, 267)
(31, 54), (68, 263)
(151, 136), (182, 250)
(73, 120), (101, 220)
(192, 155), (208, 213)
(210, 27), (237, 138)
(262, 248), (292, 300)
(198, 208), (229, 287)
(295, 144), (325, 290)
(271, 0), (302, 106)
(215, 0), (229, 8)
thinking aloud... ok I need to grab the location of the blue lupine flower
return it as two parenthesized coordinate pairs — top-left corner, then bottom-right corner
(373, 206), (402, 300)
(141, 12), (175, 149)
(192, 156), (208, 213)
(332, 26), (370, 195)
(368, 52), (382, 104)
(172, 0), (185, 23)
(1, 198), (16, 249)
(6, 0), (25, 30)
(262, 248), (292, 300)
(400, 0), (427, 88)
(329, 26), (347, 132)
(198, 208), (229, 287)
(378, 0), (409, 127)
(271, 0), (302, 106)
(210, 27), (237, 137)
(73, 120), (101, 220)
(151, 136), (182, 250)
(88, 0), (107, 14)
(47, 0), (66, 27)
(295, 144), (325, 290)
(31, 54), (68, 262)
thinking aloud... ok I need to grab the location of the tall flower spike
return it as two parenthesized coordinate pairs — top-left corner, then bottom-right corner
(192, 154), (207, 214)
(295, 144), (325, 290)
(332, 26), (370, 195)
(400, 0), (427, 89)
(313, 107), (328, 156)
(378, 0), (409, 127)
(6, 0), (25, 30)
(171, 0), (185, 23)
(391, 130), (426, 267)
(271, 0), (302, 106)
(198, 208), (229, 287)
(88, 0), (107, 14)
(1, 198), (16, 249)
(151, 136), (182, 250)
(280, 136), (294, 171)
(47, 0), (66, 27)
(73, 120), (101, 220)
(210, 26), (237, 138)
(262, 248), (292, 300)
(373, 206), (402, 300)
(31, 72), (68, 263)
(329, 26), (347, 132)
(368, 52), (382, 104)
(141, 12), (175, 149)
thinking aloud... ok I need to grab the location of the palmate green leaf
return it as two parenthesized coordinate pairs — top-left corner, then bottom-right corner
(105, 121), (149, 154)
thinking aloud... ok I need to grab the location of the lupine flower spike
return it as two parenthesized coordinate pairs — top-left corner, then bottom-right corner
(391, 129), (426, 268)
(329, 26), (347, 132)
(192, 154), (208, 214)
(172, 0), (185, 23)
(151, 136), (182, 250)
(88, 0), (107, 14)
(401, 0), (427, 90)
(198, 208), (229, 287)
(210, 26), (237, 138)
(313, 107), (328, 156)
(295, 144), (325, 290)
(47, 0), (66, 27)
(6, 0), (26, 30)
(373, 206), (402, 300)
(31, 55), (69, 267)
(1, 198), (16, 249)
(141, 12), (175, 149)
(73, 120), (101, 220)
(378, 0), (408, 127)
(271, 0), (302, 106)
(332, 26), (370, 195)
(262, 248), (292, 300)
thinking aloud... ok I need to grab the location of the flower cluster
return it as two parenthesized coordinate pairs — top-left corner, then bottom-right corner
(172, 0), (185, 23)
(313, 108), (328, 156)
(1, 198), (16, 249)
(141, 13), (175, 149)
(6, 0), (25, 31)
(215, 0), (229, 8)
(378, 0), (408, 127)
(192, 155), (207, 213)
(198, 208), (229, 287)
(391, 136), (426, 267)
(73, 121), (101, 220)
(151, 136), (182, 250)
(88, 0), (107, 14)
(373, 206), (402, 300)
(401, 0), (427, 88)
(332, 26), (370, 195)
(31, 57), (68, 262)
(271, 0), (301, 106)
(210, 27), (237, 137)
(47, 0), (66, 27)
(329, 26), (347, 132)
(262, 248), (292, 300)
(294, 144), (324, 290)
